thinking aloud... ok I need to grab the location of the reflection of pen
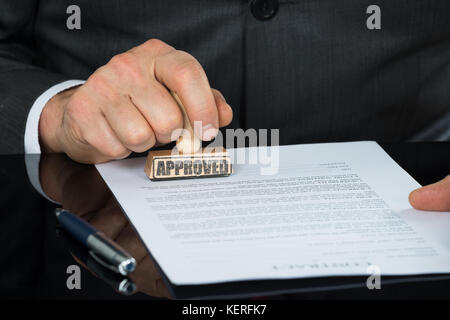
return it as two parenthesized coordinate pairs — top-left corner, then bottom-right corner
(55, 208), (136, 276)
(57, 228), (137, 296)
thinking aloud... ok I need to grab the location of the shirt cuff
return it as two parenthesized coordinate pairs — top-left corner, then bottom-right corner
(24, 80), (85, 154)
(24, 153), (59, 204)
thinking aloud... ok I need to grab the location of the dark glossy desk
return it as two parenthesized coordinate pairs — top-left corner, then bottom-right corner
(0, 142), (449, 300)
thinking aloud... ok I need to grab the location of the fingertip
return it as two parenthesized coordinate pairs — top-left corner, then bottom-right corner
(219, 102), (233, 127)
(408, 188), (423, 210)
(408, 183), (450, 212)
(201, 123), (219, 141)
(212, 89), (233, 127)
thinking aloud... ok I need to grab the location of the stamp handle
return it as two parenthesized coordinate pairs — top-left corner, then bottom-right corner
(171, 92), (201, 154)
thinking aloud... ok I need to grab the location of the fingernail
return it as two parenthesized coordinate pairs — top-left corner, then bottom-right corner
(202, 124), (218, 141)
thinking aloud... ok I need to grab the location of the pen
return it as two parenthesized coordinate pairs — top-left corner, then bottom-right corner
(55, 208), (136, 276)
(57, 227), (137, 295)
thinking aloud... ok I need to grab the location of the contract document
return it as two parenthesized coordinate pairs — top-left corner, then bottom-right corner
(96, 141), (450, 285)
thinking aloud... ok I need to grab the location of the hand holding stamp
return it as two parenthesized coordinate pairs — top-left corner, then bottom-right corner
(145, 92), (232, 181)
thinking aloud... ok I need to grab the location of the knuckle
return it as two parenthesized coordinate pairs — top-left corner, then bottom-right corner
(125, 126), (153, 147)
(166, 110), (184, 131)
(173, 57), (205, 86)
(133, 39), (174, 58)
(86, 71), (111, 95)
(154, 112), (183, 138)
(108, 53), (144, 83)
(143, 38), (168, 51)
(109, 52), (133, 69)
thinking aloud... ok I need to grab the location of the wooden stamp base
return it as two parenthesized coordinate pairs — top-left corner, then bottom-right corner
(145, 148), (232, 181)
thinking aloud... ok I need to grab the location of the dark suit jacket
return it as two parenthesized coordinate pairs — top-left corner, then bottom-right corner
(0, 0), (449, 153)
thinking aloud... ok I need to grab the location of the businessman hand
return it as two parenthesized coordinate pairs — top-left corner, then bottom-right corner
(409, 175), (450, 211)
(39, 39), (233, 163)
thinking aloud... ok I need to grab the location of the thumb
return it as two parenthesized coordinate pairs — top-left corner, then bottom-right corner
(409, 175), (450, 211)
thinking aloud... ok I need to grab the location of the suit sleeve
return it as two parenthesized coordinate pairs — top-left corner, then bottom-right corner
(0, 0), (70, 154)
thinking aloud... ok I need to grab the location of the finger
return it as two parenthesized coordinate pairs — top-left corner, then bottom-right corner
(212, 89), (233, 127)
(101, 92), (157, 152)
(103, 49), (183, 145)
(61, 89), (131, 163)
(409, 175), (450, 211)
(154, 50), (219, 140)
(129, 255), (171, 298)
(115, 224), (148, 262)
(83, 71), (156, 153)
(87, 199), (128, 239)
(130, 80), (184, 144)
(82, 115), (131, 162)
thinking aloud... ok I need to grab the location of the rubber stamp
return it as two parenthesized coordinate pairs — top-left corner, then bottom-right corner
(145, 92), (232, 181)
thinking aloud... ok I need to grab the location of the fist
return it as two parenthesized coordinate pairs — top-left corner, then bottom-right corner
(39, 39), (233, 163)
